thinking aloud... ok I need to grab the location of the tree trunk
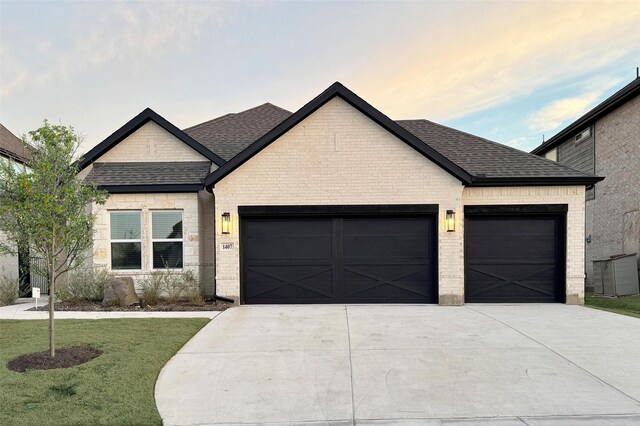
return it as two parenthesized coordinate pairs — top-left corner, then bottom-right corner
(49, 258), (55, 358)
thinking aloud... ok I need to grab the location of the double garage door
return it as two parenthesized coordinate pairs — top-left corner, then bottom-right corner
(240, 206), (566, 304)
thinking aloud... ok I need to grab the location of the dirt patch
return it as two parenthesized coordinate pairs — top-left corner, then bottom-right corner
(7, 345), (103, 373)
(28, 300), (232, 312)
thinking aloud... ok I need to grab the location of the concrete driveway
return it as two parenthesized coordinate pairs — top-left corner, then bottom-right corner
(155, 304), (640, 425)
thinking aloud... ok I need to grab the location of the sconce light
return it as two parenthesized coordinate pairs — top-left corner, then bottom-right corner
(221, 212), (231, 234)
(445, 210), (456, 232)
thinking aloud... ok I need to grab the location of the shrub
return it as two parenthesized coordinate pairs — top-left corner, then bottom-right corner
(183, 270), (204, 305)
(138, 271), (165, 305)
(0, 275), (19, 307)
(59, 268), (113, 303)
(164, 271), (185, 304)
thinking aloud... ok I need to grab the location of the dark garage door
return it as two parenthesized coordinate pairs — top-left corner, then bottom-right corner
(242, 215), (437, 304)
(465, 212), (565, 303)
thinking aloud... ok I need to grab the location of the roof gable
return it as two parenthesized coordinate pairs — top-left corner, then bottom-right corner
(79, 108), (225, 170)
(203, 82), (473, 188)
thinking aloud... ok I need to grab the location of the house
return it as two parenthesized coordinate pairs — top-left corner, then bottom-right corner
(0, 124), (32, 294)
(531, 77), (640, 289)
(78, 82), (601, 305)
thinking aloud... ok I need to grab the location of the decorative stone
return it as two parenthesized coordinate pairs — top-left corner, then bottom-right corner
(103, 277), (139, 307)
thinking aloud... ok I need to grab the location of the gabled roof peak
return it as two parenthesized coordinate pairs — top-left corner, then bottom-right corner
(79, 108), (225, 169)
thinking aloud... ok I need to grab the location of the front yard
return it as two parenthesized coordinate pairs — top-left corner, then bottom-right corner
(0, 318), (208, 425)
(585, 292), (640, 318)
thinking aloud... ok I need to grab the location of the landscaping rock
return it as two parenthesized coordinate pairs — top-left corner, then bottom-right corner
(103, 277), (139, 307)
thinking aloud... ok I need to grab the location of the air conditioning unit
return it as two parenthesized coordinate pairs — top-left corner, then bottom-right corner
(592, 254), (639, 296)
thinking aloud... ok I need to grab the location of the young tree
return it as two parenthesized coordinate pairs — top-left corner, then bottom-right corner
(0, 121), (107, 357)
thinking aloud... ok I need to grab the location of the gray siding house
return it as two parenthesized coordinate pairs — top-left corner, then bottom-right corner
(531, 77), (640, 288)
(78, 82), (601, 305)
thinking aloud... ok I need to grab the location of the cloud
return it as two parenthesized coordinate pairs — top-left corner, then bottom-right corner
(354, 1), (640, 120)
(0, 2), (226, 98)
(527, 75), (622, 132)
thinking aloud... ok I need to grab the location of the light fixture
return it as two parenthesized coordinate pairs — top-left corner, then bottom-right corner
(221, 212), (231, 234)
(445, 210), (455, 232)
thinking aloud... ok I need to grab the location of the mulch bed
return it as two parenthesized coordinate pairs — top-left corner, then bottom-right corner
(7, 345), (103, 373)
(28, 300), (231, 312)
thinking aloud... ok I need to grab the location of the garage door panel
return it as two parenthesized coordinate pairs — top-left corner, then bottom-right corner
(244, 236), (332, 260)
(243, 215), (436, 304)
(467, 218), (556, 235)
(465, 215), (564, 303)
(465, 236), (556, 259)
(244, 267), (334, 301)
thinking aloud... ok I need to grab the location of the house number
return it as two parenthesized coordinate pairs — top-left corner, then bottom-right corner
(221, 242), (235, 251)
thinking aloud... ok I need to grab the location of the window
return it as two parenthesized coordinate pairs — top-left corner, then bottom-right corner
(152, 211), (183, 269)
(110, 211), (142, 270)
(544, 148), (558, 162)
(575, 127), (591, 143)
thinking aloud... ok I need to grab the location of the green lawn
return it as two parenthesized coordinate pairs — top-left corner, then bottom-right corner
(0, 318), (209, 426)
(585, 292), (640, 319)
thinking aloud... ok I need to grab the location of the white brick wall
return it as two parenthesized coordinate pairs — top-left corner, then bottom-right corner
(212, 97), (587, 305)
(213, 98), (464, 302)
(463, 186), (586, 304)
(99, 121), (207, 163)
(90, 192), (215, 293)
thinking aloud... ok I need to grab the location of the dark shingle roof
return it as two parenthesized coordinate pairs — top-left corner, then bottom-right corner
(397, 119), (594, 180)
(184, 98), (596, 183)
(85, 162), (210, 187)
(531, 77), (640, 155)
(183, 103), (292, 161)
(0, 123), (32, 163)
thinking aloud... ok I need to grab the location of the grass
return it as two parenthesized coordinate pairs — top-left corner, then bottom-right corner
(0, 318), (209, 425)
(585, 291), (640, 319)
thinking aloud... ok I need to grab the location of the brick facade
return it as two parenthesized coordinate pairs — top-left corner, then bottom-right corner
(100, 121), (208, 163)
(212, 97), (587, 304)
(586, 94), (640, 284)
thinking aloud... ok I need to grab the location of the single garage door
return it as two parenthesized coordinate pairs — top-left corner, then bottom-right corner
(465, 207), (566, 303)
(241, 211), (437, 304)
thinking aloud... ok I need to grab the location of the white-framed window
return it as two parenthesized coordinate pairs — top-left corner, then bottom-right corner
(575, 127), (591, 143)
(152, 211), (183, 269)
(110, 211), (142, 270)
(544, 147), (558, 162)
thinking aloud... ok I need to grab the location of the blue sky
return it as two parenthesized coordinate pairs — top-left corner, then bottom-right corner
(1, 1), (638, 154)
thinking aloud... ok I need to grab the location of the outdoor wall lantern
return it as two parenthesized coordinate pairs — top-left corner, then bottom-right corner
(445, 210), (456, 232)
(221, 212), (231, 234)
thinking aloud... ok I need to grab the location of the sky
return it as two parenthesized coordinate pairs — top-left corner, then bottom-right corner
(1, 0), (639, 155)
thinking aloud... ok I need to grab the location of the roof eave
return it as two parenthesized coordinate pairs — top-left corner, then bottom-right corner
(95, 184), (204, 193)
(531, 78), (640, 155)
(467, 175), (605, 187)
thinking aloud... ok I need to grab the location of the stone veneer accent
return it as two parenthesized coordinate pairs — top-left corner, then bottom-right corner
(89, 192), (215, 294)
(212, 97), (587, 305)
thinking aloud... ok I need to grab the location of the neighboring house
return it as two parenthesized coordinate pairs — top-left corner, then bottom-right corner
(531, 77), (640, 289)
(78, 82), (601, 305)
(0, 124), (32, 294)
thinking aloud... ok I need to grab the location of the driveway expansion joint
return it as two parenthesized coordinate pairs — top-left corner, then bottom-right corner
(344, 305), (356, 426)
(465, 305), (640, 406)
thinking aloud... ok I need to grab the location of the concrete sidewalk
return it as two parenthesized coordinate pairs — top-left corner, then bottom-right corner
(0, 298), (222, 320)
(156, 304), (640, 425)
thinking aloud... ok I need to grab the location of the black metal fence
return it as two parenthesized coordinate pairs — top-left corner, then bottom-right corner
(29, 257), (49, 295)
